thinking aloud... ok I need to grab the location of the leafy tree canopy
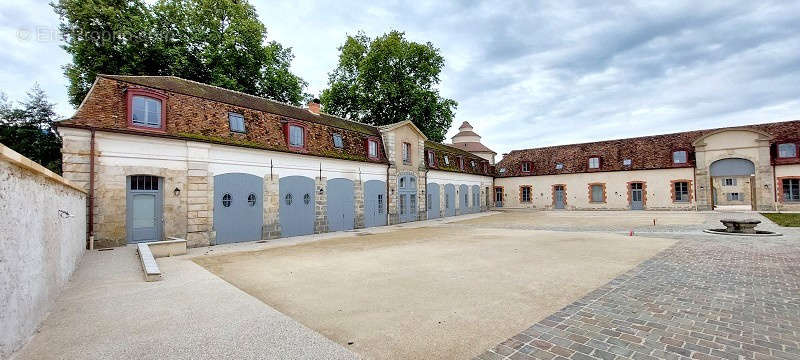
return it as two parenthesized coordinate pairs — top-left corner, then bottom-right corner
(0, 85), (62, 173)
(52, 0), (307, 107)
(320, 31), (457, 142)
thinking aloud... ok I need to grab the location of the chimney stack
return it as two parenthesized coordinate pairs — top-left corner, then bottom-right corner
(307, 99), (321, 115)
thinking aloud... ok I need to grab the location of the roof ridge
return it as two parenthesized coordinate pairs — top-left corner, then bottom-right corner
(509, 119), (800, 152)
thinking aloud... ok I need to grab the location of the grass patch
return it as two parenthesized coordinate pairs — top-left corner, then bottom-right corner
(761, 213), (800, 227)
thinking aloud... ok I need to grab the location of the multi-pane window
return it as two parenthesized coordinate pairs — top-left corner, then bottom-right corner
(724, 178), (737, 186)
(784, 179), (800, 202)
(131, 96), (162, 128)
(522, 162), (531, 172)
(727, 193), (740, 201)
(588, 157), (600, 169)
(674, 182), (689, 202)
(289, 125), (304, 147)
(590, 185), (604, 203)
(673, 150), (687, 164)
(402, 142), (411, 163)
(778, 143), (797, 158)
(332, 133), (343, 148)
(228, 112), (245, 133)
(130, 175), (159, 190)
(427, 150), (435, 166)
(521, 186), (532, 203)
(368, 140), (378, 158)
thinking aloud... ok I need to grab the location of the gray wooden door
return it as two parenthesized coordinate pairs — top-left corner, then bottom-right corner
(213, 173), (264, 244)
(494, 187), (503, 208)
(279, 176), (315, 237)
(126, 175), (163, 243)
(427, 182), (440, 219)
(630, 183), (644, 210)
(363, 180), (386, 228)
(398, 175), (417, 223)
(554, 186), (565, 209)
(327, 178), (354, 232)
(459, 184), (469, 214)
(472, 185), (480, 212)
(444, 184), (456, 217)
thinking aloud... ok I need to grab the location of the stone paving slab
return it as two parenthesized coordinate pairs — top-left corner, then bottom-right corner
(476, 233), (800, 360)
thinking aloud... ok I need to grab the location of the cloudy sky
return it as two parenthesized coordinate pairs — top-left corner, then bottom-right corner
(1, 1), (799, 155)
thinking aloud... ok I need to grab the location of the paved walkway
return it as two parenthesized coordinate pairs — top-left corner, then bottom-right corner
(475, 215), (800, 360)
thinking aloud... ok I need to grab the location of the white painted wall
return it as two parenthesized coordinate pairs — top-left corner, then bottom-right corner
(0, 144), (87, 358)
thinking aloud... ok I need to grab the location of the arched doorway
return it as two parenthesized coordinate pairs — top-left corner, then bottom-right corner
(709, 158), (756, 210)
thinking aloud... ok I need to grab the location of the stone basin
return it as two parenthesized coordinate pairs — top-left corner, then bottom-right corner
(720, 218), (761, 234)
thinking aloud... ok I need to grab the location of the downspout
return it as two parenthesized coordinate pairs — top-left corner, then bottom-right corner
(88, 128), (96, 249)
(385, 164), (390, 224)
(692, 167), (697, 211)
(773, 162), (778, 212)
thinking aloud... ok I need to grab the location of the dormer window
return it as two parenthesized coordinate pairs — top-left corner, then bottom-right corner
(127, 89), (166, 131)
(778, 143), (797, 158)
(588, 157), (600, 169)
(623, 159), (632, 166)
(289, 125), (304, 147)
(444, 155), (449, 165)
(482, 162), (488, 173)
(521, 162), (532, 172)
(427, 150), (435, 166)
(673, 150), (687, 164)
(470, 160), (476, 168)
(458, 156), (464, 170)
(332, 133), (343, 148)
(367, 138), (379, 159)
(555, 163), (564, 170)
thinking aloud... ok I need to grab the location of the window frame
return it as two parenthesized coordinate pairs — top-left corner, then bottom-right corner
(673, 181), (690, 203)
(426, 149), (436, 167)
(458, 156), (464, 170)
(228, 112), (246, 133)
(402, 142), (411, 164)
(283, 121), (308, 151)
(623, 159), (632, 167)
(555, 163), (564, 170)
(672, 150), (688, 164)
(724, 178), (737, 186)
(126, 88), (167, 132)
(588, 183), (605, 203)
(727, 192), (741, 201)
(521, 161), (532, 173)
(777, 143), (798, 159)
(520, 185), (532, 203)
(443, 155), (450, 165)
(366, 136), (381, 160)
(782, 178), (800, 202)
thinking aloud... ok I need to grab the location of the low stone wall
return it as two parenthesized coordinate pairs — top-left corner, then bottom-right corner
(0, 144), (87, 358)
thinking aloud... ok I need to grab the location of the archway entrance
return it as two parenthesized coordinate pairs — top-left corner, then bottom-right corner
(709, 158), (756, 211)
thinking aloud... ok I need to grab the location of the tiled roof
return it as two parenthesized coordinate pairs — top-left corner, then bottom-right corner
(450, 141), (496, 154)
(496, 120), (800, 177)
(99, 75), (380, 136)
(425, 140), (493, 175)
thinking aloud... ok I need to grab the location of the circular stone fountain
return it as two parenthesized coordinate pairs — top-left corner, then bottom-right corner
(703, 218), (782, 236)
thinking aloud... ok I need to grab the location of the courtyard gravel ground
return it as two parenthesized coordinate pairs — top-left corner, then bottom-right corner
(476, 211), (800, 360)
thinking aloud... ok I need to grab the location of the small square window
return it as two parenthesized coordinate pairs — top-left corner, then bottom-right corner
(724, 178), (737, 186)
(289, 125), (304, 147)
(588, 157), (600, 169)
(673, 150), (688, 164)
(778, 143), (797, 158)
(555, 163), (564, 170)
(228, 113), (245, 133)
(623, 159), (632, 166)
(727, 192), (740, 201)
(332, 133), (343, 148)
(522, 162), (531, 172)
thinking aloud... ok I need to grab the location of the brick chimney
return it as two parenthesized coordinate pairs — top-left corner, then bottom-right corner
(307, 99), (321, 115)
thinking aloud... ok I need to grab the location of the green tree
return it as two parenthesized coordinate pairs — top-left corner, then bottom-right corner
(0, 85), (63, 173)
(321, 31), (457, 142)
(52, 0), (307, 106)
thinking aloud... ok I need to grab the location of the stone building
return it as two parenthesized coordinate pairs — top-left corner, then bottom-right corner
(493, 122), (800, 211)
(58, 75), (493, 248)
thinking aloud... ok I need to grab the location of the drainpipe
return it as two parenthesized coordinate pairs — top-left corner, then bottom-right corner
(773, 163), (779, 212)
(692, 168), (697, 211)
(88, 128), (96, 249)
(385, 164), (390, 224)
